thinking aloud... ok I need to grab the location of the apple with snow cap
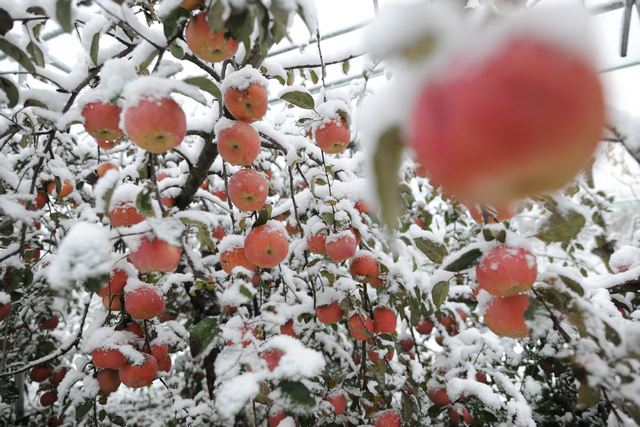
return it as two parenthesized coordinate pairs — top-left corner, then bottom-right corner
(125, 96), (186, 154)
(185, 12), (239, 63)
(223, 67), (269, 123)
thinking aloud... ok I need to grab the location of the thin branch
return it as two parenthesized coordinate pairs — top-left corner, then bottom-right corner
(282, 52), (364, 70)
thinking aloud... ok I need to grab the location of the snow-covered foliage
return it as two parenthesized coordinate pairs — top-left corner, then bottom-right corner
(1, 0), (640, 426)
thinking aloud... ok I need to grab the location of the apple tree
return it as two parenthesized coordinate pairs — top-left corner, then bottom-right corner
(1, 0), (640, 426)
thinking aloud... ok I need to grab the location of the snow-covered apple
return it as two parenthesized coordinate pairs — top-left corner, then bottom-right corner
(326, 229), (358, 262)
(129, 236), (182, 273)
(82, 101), (124, 142)
(96, 162), (119, 177)
(410, 36), (605, 205)
(124, 97), (186, 154)
(268, 409), (299, 427)
(307, 230), (328, 254)
(119, 353), (158, 388)
(224, 82), (268, 123)
(325, 391), (347, 415)
(98, 269), (128, 297)
(315, 118), (351, 154)
(47, 180), (73, 199)
(92, 347), (128, 370)
(484, 293), (530, 338)
(228, 168), (269, 212)
(260, 348), (284, 372)
(427, 387), (450, 406)
(415, 317), (433, 335)
(220, 244), (257, 275)
(124, 284), (165, 320)
(244, 222), (289, 268)
(372, 409), (401, 427)
(316, 300), (343, 324)
(350, 252), (379, 283)
(373, 307), (397, 334)
(217, 120), (261, 166)
(476, 246), (537, 296)
(185, 12), (239, 63)
(348, 312), (373, 341)
(449, 405), (473, 424)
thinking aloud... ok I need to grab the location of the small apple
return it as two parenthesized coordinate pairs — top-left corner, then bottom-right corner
(47, 180), (73, 198)
(467, 202), (517, 225)
(217, 119), (261, 166)
(124, 97), (186, 154)
(315, 118), (351, 154)
(102, 294), (122, 311)
(224, 81), (268, 123)
(82, 101), (124, 142)
(150, 342), (169, 364)
(449, 405), (473, 424)
(268, 409), (300, 427)
(30, 366), (52, 382)
(348, 312), (373, 341)
(399, 335), (414, 352)
(372, 409), (401, 427)
(316, 301), (344, 325)
(350, 252), (379, 283)
(244, 222), (289, 268)
(158, 356), (172, 372)
(96, 162), (119, 177)
(96, 369), (121, 394)
(427, 387), (450, 406)
(98, 269), (129, 297)
(306, 230), (327, 254)
(415, 317), (433, 335)
(50, 368), (67, 386)
(373, 307), (397, 335)
(185, 12), (238, 63)
(325, 391), (347, 415)
(92, 347), (128, 370)
(220, 239), (257, 275)
(116, 321), (144, 339)
(125, 284), (165, 320)
(260, 348), (284, 372)
(97, 139), (119, 150)
(119, 353), (158, 389)
(129, 236), (182, 273)
(280, 319), (297, 338)
(326, 229), (358, 262)
(39, 315), (59, 330)
(109, 202), (146, 228)
(40, 391), (56, 406)
(410, 35), (604, 206)
(228, 168), (269, 212)
(368, 348), (394, 363)
(475, 371), (487, 384)
(484, 293), (530, 338)
(476, 246), (537, 297)
(180, 0), (204, 10)
(211, 225), (226, 241)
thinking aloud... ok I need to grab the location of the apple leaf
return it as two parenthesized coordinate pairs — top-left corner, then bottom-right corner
(163, 6), (190, 40)
(26, 42), (44, 68)
(431, 281), (449, 309)
(280, 91), (315, 110)
(190, 317), (222, 357)
(310, 69), (319, 84)
(135, 189), (154, 217)
(75, 399), (93, 421)
(226, 8), (254, 45)
(0, 77), (19, 108)
(559, 275), (584, 297)
(89, 31), (100, 66)
(0, 8), (13, 36)
(254, 205), (271, 227)
(342, 60), (350, 75)
(276, 380), (316, 412)
(373, 126), (403, 231)
(270, 3), (290, 45)
(535, 210), (585, 243)
(0, 39), (35, 74)
(184, 76), (222, 101)
(56, 0), (72, 33)
(414, 237), (448, 264)
(207, 1), (227, 34)
(576, 383), (601, 411)
(169, 41), (184, 60)
(604, 321), (621, 346)
(443, 248), (482, 272)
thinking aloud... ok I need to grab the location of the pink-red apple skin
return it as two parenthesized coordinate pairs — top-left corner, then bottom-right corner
(350, 252), (379, 283)
(92, 347), (128, 370)
(428, 387), (450, 406)
(96, 162), (119, 177)
(449, 406), (473, 424)
(220, 246), (257, 275)
(30, 366), (51, 382)
(98, 269), (129, 297)
(97, 139), (119, 150)
(373, 307), (397, 335)
(119, 354), (158, 389)
(244, 223), (289, 268)
(0, 302), (11, 322)
(125, 97), (186, 154)
(348, 313), (374, 341)
(224, 83), (268, 123)
(39, 315), (59, 330)
(307, 231), (327, 254)
(109, 202), (146, 228)
(484, 293), (531, 338)
(410, 37), (605, 206)
(372, 409), (401, 427)
(316, 301), (344, 325)
(82, 101), (124, 141)
(268, 410), (300, 427)
(280, 319), (298, 338)
(96, 369), (121, 394)
(185, 12), (238, 63)
(326, 230), (358, 262)
(260, 348), (284, 372)
(315, 118), (351, 154)
(129, 237), (182, 273)
(47, 180), (73, 199)
(476, 246), (537, 296)
(415, 317), (433, 335)
(217, 121), (261, 166)
(228, 169), (269, 212)
(325, 392), (347, 415)
(125, 285), (165, 320)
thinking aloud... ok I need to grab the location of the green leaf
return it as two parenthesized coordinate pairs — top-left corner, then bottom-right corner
(443, 248), (482, 272)
(276, 381), (315, 412)
(254, 205), (271, 227)
(75, 399), (93, 421)
(270, 3), (290, 44)
(207, 1), (227, 34)
(0, 77), (19, 108)
(431, 281), (449, 309)
(184, 76), (221, 100)
(373, 126), (403, 230)
(135, 189), (154, 217)
(575, 383), (601, 411)
(26, 42), (44, 68)
(286, 70), (294, 86)
(536, 211), (585, 243)
(239, 285), (253, 299)
(24, 98), (47, 109)
(559, 275), (584, 297)
(296, 5), (314, 34)
(320, 212), (333, 227)
(280, 90), (315, 110)
(190, 317), (222, 357)
(0, 39), (35, 73)
(107, 413), (126, 427)
(56, 0), (72, 33)
(342, 60), (350, 74)
(0, 8), (13, 36)
(604, 322), (621, 346)
(226, 8), (254, 44)
(414, 237), (447, 264)
(310, 69), (319, 84)
(169, 41), (184, 60)
(163, 6), (190, 40)
(90, 31), (100, 65)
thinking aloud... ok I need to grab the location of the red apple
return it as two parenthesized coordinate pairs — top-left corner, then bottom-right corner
(185, 12), (239, 63)
(476, 246), (537, 296)
(325, 391), (347, 415)
(484, 293), (530, 338)
(476, 372), (487, 384)
(150, 342), (169, 364)
(129, 236), (182, 273)
(217, 120), (261, 166)
(373, 409), (401, 427)
(30, 366), (51, 382)
(102, 295), (122, 311)
(368, 348), (394, 363)
(427, 387), (450, 406)
(410, 36), (605, 206)
(220, 245), (257, 275)
(467, 202), (517, 225)
(180, 0), (204, 10)
(119, 353), (158, 389)
(315, 118), (351, 154)
(82, 101), (124, 142)
(268, 409), (300, 427)
(415, 317), (433, 335)
(348, 312), (373, 341)
(92, 347), (128, 370)
(124, 97), (186, 154)
(109, 202), (146, 228)
(326, 229), (358, 262)
(125, 284), (165, 320)
(399, 335), (414, 352)
(449, 405), (473, 424)
(280, 319), (298, 338)
(96, 369), (121, 394)
(244, 222), (289, 268)
(98, 269), (129, 297)
(228, 168), (269, 212)
(224, 82), (268, 123)
(316, 301), (344, 325)
(261, 348), (284, 372)
(96, 162), (119, 177)
(211, 225), (226, 240)
(47, 180), (73, 198)
(350, 252), (379, 283)
(50, 368), (67, 386)
(373, 307), (397, 335)
(158, 356), (172, 372)
(39, 315), (59, 330)
(40, 391), (56, 406)
(307, 231), (327, 254)
(117, 321), (144, 339)
(212, 190), (228, 202)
